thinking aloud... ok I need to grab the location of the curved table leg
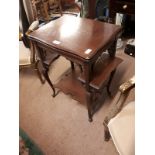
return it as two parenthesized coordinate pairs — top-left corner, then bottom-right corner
(35, 60), (45, 84)
(43, 68), (56, 97)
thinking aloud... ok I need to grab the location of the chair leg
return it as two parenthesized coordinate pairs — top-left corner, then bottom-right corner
(35, 60), (45, 84)
(103, 121), (111, 141)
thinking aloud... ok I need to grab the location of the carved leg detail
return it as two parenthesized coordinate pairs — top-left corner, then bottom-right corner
(43, 69), (56, 97)
(35, 60), (45, 84)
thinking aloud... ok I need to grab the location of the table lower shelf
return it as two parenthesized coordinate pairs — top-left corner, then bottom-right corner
(54, 68), (87, 104)
(54, 67), (115, 121)
(78, 55), (123, 91)
(54, 67), (111, 109)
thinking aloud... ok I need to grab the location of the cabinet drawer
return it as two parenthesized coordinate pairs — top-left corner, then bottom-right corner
(110, 0), (135, 15)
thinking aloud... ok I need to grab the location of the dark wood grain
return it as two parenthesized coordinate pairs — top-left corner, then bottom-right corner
(29, 15), (122, 60)
(78, 54), (123, 91)
(54, 68), (87, 104)
(28, 15), (122, 121)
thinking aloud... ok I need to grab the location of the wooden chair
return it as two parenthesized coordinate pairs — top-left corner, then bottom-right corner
(19, 21), (60, 85)
(31, 0), (62, 21)
(61, 0), (81, 13)
(34, 44), (60, 97)
(103, 76), (135, 155)
(19, 21), (45, 83)
(103, 76), (135, 139)
(103, 44), (135, 146)
(20, 0), (60, 93)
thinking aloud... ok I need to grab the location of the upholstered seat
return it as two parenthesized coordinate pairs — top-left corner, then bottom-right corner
(19, 0), (60, 89)
(19, 20), (45, 84)
(19, 41), (31, 66)
(108, 101), (135, 155)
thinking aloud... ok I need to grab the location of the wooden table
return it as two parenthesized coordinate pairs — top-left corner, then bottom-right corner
(28, 15), (122, 121)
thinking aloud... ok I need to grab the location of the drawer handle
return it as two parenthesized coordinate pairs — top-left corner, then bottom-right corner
(123, 5), (128, 9)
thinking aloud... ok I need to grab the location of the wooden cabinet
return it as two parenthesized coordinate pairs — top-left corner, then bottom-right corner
(109, 0), (135, 22)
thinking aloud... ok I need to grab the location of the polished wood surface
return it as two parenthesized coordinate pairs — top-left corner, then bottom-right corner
(29, 15), (122, 60)
(78, 54), (123, 91)
(54, 56), (123, 120)
(54, 67), (87, 104)
(28, 15), (122, 121)
(54, 55), (123, 102)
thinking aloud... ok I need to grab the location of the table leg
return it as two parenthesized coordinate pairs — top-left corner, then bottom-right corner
(86, 91), (93, 122)
(108, 40), (117, 57)
(83, 63), (93, 122)
(70, 61), (75, 70)
(43, 68), (56, 97)
(34, 59), (45, 84)
(78, 64), (83, 72)
(107, 69), (116, 97)
(35, 44), (56, 97)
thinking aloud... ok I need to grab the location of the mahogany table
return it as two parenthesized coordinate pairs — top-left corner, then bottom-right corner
(28, 15), (122, 121)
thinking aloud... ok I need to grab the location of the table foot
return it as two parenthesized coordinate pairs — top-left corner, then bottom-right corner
(52, 89), (60, 97)
(52, 93), (56, 97)
(88, 117), (93, 122)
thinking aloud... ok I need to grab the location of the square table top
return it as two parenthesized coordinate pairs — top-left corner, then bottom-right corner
(29, 15), (122, 60)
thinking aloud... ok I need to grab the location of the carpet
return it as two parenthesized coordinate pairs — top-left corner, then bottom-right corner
(19, 48), (135, 155)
